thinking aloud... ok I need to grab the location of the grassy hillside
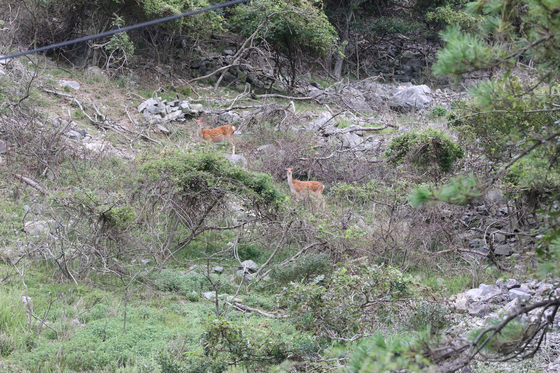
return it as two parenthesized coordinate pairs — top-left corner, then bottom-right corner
(0, 54), (546, 373)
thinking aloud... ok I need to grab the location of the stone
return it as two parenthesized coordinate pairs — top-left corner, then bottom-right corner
(0, 139), (7, 154)
(218, 112), (241, 124)
(480, 285), (504, 303)
(162, 110), (184, 122)
(145, 105), (162, 115)
(212, 266), (224, 274)
(468, 302), (491, 317)
(223, 154), (247, 168)
(340, 132), (362, 148)
(308, 89), (325, 99)
(179, 101), (191, 113)
(24, 220), (55, 235)
(469, 238), (485, 248)
(157, 125), (170, 134)
(493, 233), (506, 243)
(58, 80), (80, 90)
(189, 104), (204, 114)
(464, 288), (483, 301)
(202, 292), (215, 300)
(453, 293), (469, 311)
(138, 98), (159, 113)
(389, 85), (432, 112)
(509, 288), (532, 302)
(502, 297), (522, 315)
(505, 279), (520, 289)
(66, 130), (83, 141)
(494, 244), (513, 256)
(240, 260), (258, 272)
(223, 49), (234, 55)
(536, 283), (554, 295)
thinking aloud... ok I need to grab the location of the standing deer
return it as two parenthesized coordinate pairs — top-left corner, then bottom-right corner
(286, 168), (324, 207)
(196, 118), (236, 155)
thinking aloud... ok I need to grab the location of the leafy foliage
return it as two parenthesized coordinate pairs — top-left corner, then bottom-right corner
(280, 263), (418, 340)
(385, 127), (464, 174)
(270, 253), (333, 284)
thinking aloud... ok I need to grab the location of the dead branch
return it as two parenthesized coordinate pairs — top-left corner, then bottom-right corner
(226, 301), (288, 318)
(15, 174), (46, 195)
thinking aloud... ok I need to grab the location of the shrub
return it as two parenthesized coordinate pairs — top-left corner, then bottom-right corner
(406, 300), (450, 335)
(270, 253), (333, 284)
(384, 127), (464, 173)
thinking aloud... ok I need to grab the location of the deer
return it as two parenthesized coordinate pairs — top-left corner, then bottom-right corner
(196, 118), (236, 155)
(286, 167), (325, 207)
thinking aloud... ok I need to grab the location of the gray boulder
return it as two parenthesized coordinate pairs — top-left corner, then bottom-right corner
(389, 84), (432, 112)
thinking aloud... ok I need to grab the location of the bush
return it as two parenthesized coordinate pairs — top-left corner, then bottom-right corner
(270, 253), (333, 284)
(384, 127), (464, 173)
(406, 300), (450, 335)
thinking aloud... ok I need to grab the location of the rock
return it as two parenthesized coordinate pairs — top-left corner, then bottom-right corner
(240, 260), (258, 272)
(340, 132), (362, 148)
(465, 288), (483, 301)
(179, 101), (191, 113)
(0, 139), (7, 154)
(308, 89), (325, 99)
(536, 283), (554, 295)
(480, 285), (504, 303)
(157, 125), (170, 134)
(493, 233), (506, 243)
(138, 98), (159, 113)
(223, 49), (234, 55)
(189, 104), (204, 114)
(212, 266), (224, 274)
(58, 80), (80, 90)
(66, 130), (83, 141)
(223, 154), (247, 168)
(202, 292), (215, 300)
(509, 288), (532, 302)
(469, 238), (485, 248)
(24, 220), (55, 235)
(494, 244), (513, 256)
(218, 112), (241, 124)
(162, 110), (184, 122)
(502, 297), (522, 315)
(453, 293), (470, 311)
(21, 296), (32, 305)
(505, 279), (521, 289)
(236, 270), (255, 281)
(468, 302), (491, 317)
(145, 105), (162, 115)
(389, 84), (432, 112)
(306, 112), (336, 134)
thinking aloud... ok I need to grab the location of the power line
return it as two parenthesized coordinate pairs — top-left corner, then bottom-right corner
(0, 0), (249, 62)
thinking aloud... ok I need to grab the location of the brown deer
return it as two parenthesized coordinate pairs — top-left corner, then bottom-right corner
(196, 118), (236, 155)
(286, 168), (324, 207)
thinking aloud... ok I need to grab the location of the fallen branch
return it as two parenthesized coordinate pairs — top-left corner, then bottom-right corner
(226, 301), (288, 318)
(15, 174), (46, 195)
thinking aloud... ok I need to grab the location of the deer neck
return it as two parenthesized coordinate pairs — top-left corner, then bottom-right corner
(287, 173), (297, 194)
(197, 125), (204, 139)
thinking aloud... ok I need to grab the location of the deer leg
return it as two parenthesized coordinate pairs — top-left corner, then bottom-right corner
(227, 138), (236, 155)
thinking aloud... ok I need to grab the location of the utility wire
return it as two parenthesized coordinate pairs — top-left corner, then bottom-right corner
(0, 0), (249, 62)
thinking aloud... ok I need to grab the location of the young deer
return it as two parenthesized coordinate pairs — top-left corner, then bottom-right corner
(286, 168), (324, 206)
(196, 118), (236, 155)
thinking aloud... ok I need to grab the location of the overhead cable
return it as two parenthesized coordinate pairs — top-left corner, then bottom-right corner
(0, 0), (249, 62)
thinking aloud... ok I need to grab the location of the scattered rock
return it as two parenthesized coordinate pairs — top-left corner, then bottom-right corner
(0, 139), (7, 154)
(58, 80), (80, 90)
(508, 288), (532, 302)
(24, 220), (55, 235)
(212, 266), (224, 274)
(240, 260), (258, 272)
(223, 153), (248, 168)
(389, 84), (432, 112)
